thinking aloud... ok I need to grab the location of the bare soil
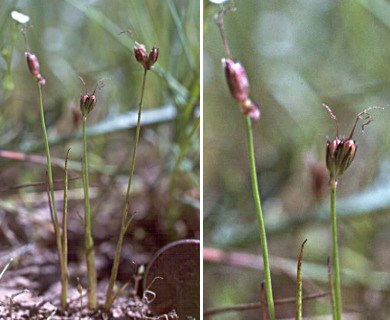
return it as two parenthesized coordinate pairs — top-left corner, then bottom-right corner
(0, 175), (199, 319)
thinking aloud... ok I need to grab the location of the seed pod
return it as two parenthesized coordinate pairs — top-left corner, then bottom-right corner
(26, 52), (46, 85)
(222, 58), (260, 120)
(134, 42), (148, 67)
(146, 45), (159, 69)
(323, 103), (382, 183)
(26, 52), (40, 76)
(134, 42), (159, 70)
(222, 58), (249, 103)
(80, 92), (97, 117)
(326, 137), (357, 182)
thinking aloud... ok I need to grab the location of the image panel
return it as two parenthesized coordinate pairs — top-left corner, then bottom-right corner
(0, 1), (200, 319)
(203, 1), (390, 319)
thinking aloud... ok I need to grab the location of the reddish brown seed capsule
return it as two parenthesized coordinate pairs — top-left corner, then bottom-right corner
(326, 137), (357, 182)
(26, 52), (40, 76)
(134, 43), (148, 67)
(323, 103), (382, 183)
(134, 42), (159, 70)
(222, 58), (260, 120)
(80, 93), (97, 117)
(146, 45), (159, 69)
(222, 58), (249, 103)
(26, 52), (46, 85)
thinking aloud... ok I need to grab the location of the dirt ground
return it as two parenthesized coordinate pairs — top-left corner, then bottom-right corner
(0, 174), (199, 319)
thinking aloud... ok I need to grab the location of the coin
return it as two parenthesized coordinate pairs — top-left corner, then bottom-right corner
(143, 239), (200, 319)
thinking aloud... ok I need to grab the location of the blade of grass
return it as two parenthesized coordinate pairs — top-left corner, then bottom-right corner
(296, 239), (307, 320)
(356, 0), (390, 30)
(167, 0), (196, 71)
(64, 0), (128, 48)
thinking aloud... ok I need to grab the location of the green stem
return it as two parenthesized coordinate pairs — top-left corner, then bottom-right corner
(245, 116), (275, 320)
(327, 257), (337, 320)
(296, 239), (307, 320)
(38, 83), (66, 306)
(104, 68), (148, 311)
(330, 180), (341, 319)
(82, 116), (97, 309)
(61, 149), (70, 309)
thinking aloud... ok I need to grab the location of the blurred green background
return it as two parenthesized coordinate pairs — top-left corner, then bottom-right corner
(204, 0), (390, 319)
(0, 0), (199, 264)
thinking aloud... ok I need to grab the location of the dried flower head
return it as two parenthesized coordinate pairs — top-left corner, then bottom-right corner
(26, 52), (40, 76)
(222, 58), (260, 120)
(79, 77), (100, 117)
(80, 93), (97, 117)
(326, 136), (357, 183)
(222, 58), (249, 103)
(134, 43), (148, 65)
(134, 42), (159, 70)
(323, 104), (383, 183)
(25, 52), (46, 85)
(147, 45), (159, 68)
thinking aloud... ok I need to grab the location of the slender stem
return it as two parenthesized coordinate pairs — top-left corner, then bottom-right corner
(244, 116), (275, 320)
(60, 149), (70, 309)
(104, 68), (148, 310)
(330, 180), (341, 319)
(37, 83), (66, 305)
(38, 83), (62, 252)
(125, 68), (148, 207)
(82, 116), (97, 309)
(296, 239), (307, 320)
(327, 257), (337, 320)
(215, 7), (234, 60)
